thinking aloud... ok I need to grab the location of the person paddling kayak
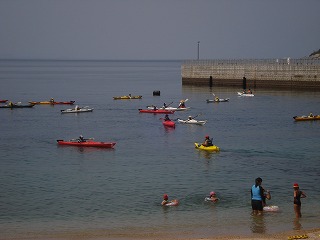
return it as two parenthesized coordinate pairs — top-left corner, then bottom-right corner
(78, 135), (86, 142)
(164, 114), (171, 121)
(202, 135), (213, 147)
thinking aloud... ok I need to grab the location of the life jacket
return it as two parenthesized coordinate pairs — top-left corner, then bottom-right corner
(251, 185), (263, 201)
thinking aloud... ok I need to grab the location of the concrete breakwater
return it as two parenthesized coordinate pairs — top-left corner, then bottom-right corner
(181, 59), (320, 89)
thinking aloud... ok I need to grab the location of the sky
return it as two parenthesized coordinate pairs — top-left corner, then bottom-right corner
(0, 0), (319, 60)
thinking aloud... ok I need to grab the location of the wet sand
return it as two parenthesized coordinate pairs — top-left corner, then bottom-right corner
(1, 228), (320, 240)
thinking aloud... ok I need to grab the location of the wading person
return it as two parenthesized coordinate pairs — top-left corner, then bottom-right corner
(251, 177), (264, 215)
(293, 183), (306, 218)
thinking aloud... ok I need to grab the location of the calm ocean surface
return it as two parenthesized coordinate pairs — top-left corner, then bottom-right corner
(0, 60), (319, 239)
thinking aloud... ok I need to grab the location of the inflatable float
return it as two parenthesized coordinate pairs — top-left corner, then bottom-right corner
(163, 199), (179, 206)
(263, 205), (280, 212)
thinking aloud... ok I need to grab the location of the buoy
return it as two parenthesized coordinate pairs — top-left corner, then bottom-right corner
(153, 90), (160, 96)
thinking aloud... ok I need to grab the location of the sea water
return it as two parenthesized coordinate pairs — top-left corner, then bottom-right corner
(0, 60), (319, 239)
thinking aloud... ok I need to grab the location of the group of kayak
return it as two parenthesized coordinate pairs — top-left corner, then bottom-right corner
(0, 98), (97, 114)
(139, 99), (220, 152)
(0, 98), (76, 109)
(0, 101), (35, 108)
(205, 90), (254, 103)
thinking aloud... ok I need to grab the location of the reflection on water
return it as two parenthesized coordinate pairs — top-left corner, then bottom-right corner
(293, 218), (302, 230)
(250, 215), (266, 234)
(196, 149), (220, 160)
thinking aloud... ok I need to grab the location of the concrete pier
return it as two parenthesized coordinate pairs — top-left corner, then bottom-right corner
(181, 59), (320, 89)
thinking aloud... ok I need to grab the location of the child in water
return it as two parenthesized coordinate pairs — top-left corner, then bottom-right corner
(206, 191), (219, 203)
(161, 194), (179, 206)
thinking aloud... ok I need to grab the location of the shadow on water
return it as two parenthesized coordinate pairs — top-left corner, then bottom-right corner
(57, 145), (116, 154)
(195, 149), (220, 160)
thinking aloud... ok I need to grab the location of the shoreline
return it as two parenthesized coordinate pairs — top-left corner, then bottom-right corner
(1, 228), (320, 240)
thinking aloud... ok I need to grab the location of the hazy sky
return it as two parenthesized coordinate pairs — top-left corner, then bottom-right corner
(1, 0), (319, 60)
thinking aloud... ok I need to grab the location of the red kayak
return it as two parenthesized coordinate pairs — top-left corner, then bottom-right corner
(0, 100), (8, 103)
(162, 120), (175, 128)
(139, 109), (174, 114)
(57, 139), (116, 148)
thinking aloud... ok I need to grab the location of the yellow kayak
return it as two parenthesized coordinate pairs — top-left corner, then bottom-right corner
(113, 95), (142, 100)
(194, 143), (220, 152)
(29, 100), (75, 105)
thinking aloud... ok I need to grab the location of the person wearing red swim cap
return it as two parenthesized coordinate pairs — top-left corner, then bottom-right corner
(208, 191), (219, 203)
(161, 194), (179, 206)
(202, 135), (213, 147)
(293, 183), (307, 218)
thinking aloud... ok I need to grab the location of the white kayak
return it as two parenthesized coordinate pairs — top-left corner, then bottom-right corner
(147, 106), (190, 111)
(206, 98), (230, 103)
(177, 119), (207, 125)
(165, 107), (190, 111)
(237, 92), (254, 97)
(61, 107), (93, 113)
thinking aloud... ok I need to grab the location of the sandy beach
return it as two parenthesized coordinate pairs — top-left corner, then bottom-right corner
(1, 228), (320, 240)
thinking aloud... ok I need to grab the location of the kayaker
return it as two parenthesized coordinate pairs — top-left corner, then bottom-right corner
(293, 183), (306, 218)
(188, 115), (193, 120)
(248, 89), (252, 94)
(128, 94), (132, 99)
(178, 100), (185, 108)
(164, 114), (171, 121)
(202, 135), (213, 146)
(50, 98), (54, 104)
(78, 135), (86, 142)
(75, 105), (81, 110)
(309, 113), (313, 117)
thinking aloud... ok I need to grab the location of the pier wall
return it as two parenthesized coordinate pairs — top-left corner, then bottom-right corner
(181, 59), (320, 89)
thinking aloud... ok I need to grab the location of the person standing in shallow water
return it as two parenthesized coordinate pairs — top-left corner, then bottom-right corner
(251, 177), (264, 215)
(293, 183), (306, 218)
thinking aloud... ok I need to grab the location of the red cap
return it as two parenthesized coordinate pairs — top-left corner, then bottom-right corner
(205, 135), (209, 138)
(163, 194), (168, 200)
(293, 183), (299, 188)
